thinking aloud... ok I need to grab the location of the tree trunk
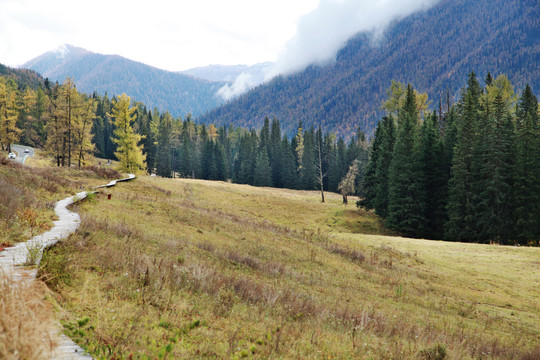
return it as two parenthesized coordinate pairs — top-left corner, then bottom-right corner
(342, 194), (348, 204)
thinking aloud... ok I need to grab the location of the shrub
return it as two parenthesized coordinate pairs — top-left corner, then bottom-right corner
(418, 344), (447, 360)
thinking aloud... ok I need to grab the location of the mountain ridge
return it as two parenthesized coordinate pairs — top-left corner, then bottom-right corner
(22, 45), (226, 117)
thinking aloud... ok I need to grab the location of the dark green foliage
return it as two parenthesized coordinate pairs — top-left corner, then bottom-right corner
(513, 85), (540, 244)
(386, 85), (425, 236)
(373, 116), (396, 218)
(156, 113), (172, 178)
(361, 74), (538, 245)
(358, 122), (383, 210)
(280, 136), (298, 189)
(418, 113), (447, 239)
(299, 128), (315, 189)
(253, 151), (272, 187)
(270, 119), (283, 187)
(446, 73), (482, 242)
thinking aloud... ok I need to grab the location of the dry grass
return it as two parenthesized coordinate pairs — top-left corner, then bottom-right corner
(0, 157), (134, 359)
(38, 176), (540, 359)
(0, 274), (56, 359)
(0, 157), (122, 245)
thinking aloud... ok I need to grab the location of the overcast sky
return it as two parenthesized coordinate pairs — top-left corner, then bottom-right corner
(0, 0), (320, 71)
(1, 0), (439, 74)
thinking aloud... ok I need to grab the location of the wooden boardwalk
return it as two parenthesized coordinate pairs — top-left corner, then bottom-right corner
(0, 174), (135, 359)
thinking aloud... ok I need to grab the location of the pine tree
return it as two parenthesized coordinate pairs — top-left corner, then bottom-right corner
(446, 72), (482, 241)
(280, 136), (298, 189)
(513, 85), (540, 244)
(359, 121), (383, 210)
(476, 93), (514, 243)
(201, 139), (216, 180)
(418, 112), (447, 239)
(254, 150), (272, 187)
(301, 127), (316, 189)
(270, 118), (282, 187)
(373, 116), (396, 218)
(111, 94), (146, 173)
(156, 112), (172, 177)
(387, 84), (425, 236)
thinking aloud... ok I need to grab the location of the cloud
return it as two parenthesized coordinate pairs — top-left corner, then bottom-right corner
(219, 0), (439, 99)
(217, 72), (259, 100)
(267, 0), (440, 78)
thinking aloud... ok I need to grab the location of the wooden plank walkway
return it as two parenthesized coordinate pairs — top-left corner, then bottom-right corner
(0, 174), (135, 359)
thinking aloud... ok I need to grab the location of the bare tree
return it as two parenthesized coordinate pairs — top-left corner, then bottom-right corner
(315, 129), (328, 202)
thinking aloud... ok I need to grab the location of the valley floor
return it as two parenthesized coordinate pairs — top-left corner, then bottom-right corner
(39, 176), (540, 359)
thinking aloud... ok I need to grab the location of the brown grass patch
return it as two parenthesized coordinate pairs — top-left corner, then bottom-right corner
(0, 276), (56, 359)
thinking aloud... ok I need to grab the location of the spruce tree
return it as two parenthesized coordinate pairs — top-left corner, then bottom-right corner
(254, 150), (272, 187)
(301, 127), (316, 189)
(280, 136), (298, 189)
(513, 85), (540, 244)
(156, 112), (172, 178)
(446, 73), (482, 241)
(418, 112), (447, 239)
(373, 115), (396, 218)
(477, 93), (514, 243)
(387, 84), (425, 236)
(359, 121), (383, 210)
(270, 118), (282, 187)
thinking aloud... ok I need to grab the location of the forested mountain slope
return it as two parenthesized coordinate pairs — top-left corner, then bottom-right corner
(0, 63), (43, 89)
(23, 45), (226, 117)
(199, 0), (539, 138)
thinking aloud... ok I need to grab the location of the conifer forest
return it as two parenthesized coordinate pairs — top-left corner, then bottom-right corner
(1, 70), (538, 245)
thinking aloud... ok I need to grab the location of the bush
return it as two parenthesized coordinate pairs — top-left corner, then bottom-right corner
(418, 344), (447, 360)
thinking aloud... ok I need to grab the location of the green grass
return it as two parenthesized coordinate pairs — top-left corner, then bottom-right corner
(39, 176), (540, 359)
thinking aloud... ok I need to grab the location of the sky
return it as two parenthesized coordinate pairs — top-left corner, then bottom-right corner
(0, 0), (439, 99)
(0, 0), (320, 71)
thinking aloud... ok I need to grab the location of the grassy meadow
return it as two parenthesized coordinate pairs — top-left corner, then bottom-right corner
(38, 175), (540, 359)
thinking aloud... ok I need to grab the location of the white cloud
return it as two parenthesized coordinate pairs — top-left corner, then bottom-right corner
(217, 72), (258, 100)
(267, 0), (440, 78)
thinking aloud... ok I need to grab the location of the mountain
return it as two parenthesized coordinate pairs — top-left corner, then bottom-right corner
(199, 0), (540, 138)
(181, 63), (273, 83)
(23, 45), (226, 117)
(0, 63), (43, 89)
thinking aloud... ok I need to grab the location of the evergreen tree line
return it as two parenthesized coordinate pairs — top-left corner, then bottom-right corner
(126, 107), (369, 194)
(360, 72), (539, 245)
(2, 74), (368, 191)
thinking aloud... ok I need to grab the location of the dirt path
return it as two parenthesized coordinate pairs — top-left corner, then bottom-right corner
(0, 174), (135, 359)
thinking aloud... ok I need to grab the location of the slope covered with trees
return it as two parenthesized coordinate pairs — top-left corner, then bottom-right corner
(199, 0), (539, 138)
(23, 45), (226, 117)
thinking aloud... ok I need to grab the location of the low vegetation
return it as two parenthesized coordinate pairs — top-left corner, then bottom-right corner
(0, 278), (57, 359)
(0, 156), (120, 245)
(39, 176), (540, 359)
(0, 157), (125, 359)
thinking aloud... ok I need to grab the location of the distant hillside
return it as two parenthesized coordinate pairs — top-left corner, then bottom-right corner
(182, 63), (272, 83)
(23, 45), (226, 117)
(199, 0), (540, 138)
(0, 63), (43, 89)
